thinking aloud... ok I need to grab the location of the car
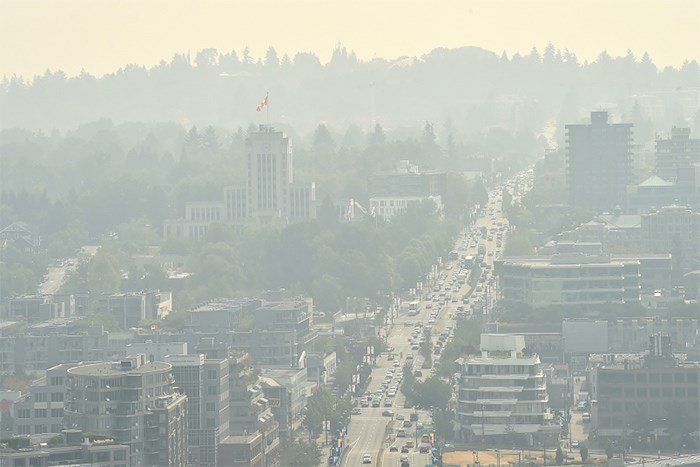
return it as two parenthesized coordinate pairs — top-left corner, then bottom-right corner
(384, 398), (393, 407)
(393, 361), (400, 367)
(410, 413), (418, 421)
(414, 370), (423, 377)
(396, 413), (405, 420)
(363, 454), (372, 464)
(582, 413), (591, 423)
(351, 408), (362, 415)
(372, 400), (381, 408)
(397, 429), (406, 438)
(416, 421), (424, 430)
(572, 440), (580, 449)
(390, 445), (399, 452)
(404, 440), (415, 448)
(419, 443), (430, 453)
(382, 410), (394, 417)
(401, 445), (410, 453)
(403, 420), (412, 428)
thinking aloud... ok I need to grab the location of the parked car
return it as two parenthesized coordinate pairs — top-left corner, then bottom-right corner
(363, 454), (372, 464)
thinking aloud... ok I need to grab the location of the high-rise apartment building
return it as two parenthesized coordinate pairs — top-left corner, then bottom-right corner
(566, 111), (634, 212)
(166, 354), (230, 467)
(655, 127), (700, 182)
(64, 355), (188, 467)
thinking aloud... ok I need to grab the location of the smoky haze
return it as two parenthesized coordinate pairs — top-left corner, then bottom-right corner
(1, 2), (700, 467)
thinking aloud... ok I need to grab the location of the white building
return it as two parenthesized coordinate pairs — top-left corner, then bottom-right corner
(455, 334), (559, 444)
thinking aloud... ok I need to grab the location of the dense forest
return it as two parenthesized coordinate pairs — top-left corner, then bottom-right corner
(2, 44), (699, 138)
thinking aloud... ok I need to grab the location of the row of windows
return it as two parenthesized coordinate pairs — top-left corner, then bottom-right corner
(600, 386), (699, 399)
(188, 206), (221, 222)
(600, 371), (699, 384)
(16, 423), (62, 434)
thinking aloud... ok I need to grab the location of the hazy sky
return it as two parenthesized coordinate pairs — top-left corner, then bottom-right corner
(2, 0), (699, 79)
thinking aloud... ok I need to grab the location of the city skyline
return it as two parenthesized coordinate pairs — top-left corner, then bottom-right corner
(2, 0), (699, 79)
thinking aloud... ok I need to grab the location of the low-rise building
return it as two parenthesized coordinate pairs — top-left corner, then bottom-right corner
(260, 367), (313, 447)
(0, 430), (130, 467)
(367, 160), (446, 219)
(589, 334), (700, 446)
(495, 253), (642, 310)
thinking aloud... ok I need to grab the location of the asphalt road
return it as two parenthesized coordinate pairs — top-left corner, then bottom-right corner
(39, 246), (100, 296)
(342, 172), (533, 467)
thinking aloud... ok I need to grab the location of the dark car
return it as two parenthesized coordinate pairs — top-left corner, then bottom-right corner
(401, 446), (410, 453)
(409, 413), (418, 422)
(382, 410), (394, 417)
(390, 446), (399, 452)
(419, 443), (430, 453)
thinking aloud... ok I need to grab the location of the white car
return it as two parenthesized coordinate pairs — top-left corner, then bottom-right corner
(363, 453), (372, 464)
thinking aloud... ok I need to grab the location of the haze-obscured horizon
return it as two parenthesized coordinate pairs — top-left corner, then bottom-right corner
(2, 0), (699, 79)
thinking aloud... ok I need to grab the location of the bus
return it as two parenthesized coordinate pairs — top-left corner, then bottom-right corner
(407, 300), (421, 316)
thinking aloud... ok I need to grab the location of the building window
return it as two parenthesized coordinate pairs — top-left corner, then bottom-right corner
(207, 370), (218, 380)
(51, 408), (63, 418)
(206, 402), (216, 412)
(50, 376), (64, 386)
(34, 392), (47, 402)
(34, 409), (47, 418)
(51, 392), (64, 402)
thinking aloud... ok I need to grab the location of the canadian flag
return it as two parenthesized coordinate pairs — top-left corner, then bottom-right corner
(256, 94), (269, 112)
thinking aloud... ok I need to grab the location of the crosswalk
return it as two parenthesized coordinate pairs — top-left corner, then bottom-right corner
(625, 454), (700, 467)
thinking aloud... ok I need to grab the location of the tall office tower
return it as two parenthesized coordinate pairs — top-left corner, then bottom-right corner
(655, 127), (700, 182)
(246, 125), (293, 223)
(566, 111), (634, 212)
(64, 355), (188, 467)
(166, 354), (229, 467)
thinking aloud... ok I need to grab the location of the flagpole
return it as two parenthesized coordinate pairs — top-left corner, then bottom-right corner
(266, 91), (270, 126)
